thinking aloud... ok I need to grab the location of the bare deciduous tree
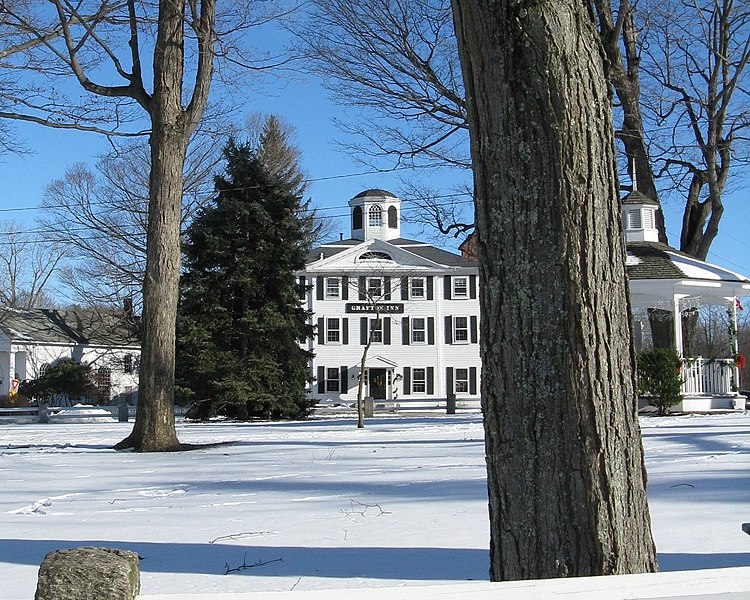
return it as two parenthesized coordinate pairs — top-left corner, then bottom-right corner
(641, 0), (750, 260)
(0, 220), (63, 310)
(41, 127), (228, 311)
(293, 0), (468, 169)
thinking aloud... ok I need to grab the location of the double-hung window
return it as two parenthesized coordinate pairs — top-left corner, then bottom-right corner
(411, 317), (426, 343)
(410, 277), (425, 299)
(325, 278), (340, 299)
(453, 316), (469, 343)
(367, 277), (383, 298)
(412, 368), (426, 393)
(326, 318), (341, 343)
(326, 368), (340, 392)
(370, 319), (383, 343)
(455, 368), (469, 393)
(453, 276), (468, 298)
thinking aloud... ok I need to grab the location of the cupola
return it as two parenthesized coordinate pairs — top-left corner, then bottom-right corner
(349, 189), (401, 241)
(622, 190), (659, 243)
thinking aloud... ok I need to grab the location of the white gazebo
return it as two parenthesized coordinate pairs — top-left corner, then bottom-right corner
(623, 191), (750, 410)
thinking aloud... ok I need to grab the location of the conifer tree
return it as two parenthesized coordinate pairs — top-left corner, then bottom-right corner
(177, 121), (314, 420)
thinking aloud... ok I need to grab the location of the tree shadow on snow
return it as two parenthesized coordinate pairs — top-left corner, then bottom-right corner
(0, 539), (489, 581)
(657, 552), (750, 571)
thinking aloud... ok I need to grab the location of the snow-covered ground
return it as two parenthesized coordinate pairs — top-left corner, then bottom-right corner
(1, 412), (749, 599)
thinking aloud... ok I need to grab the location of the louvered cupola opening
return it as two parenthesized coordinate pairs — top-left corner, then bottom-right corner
(621, 190), (659, 243)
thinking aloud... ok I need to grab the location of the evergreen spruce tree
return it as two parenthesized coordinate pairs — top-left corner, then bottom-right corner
(177, 119), (314, 420)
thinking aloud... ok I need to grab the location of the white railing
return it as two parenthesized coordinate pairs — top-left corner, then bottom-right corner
(681, 357), (736, 396)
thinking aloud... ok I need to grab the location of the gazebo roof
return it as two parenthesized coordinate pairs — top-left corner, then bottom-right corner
(626, 242), (749, 283)
(626, 241), (750, 307)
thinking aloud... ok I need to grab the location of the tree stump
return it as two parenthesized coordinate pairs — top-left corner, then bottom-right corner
(35, 547), (140, 600)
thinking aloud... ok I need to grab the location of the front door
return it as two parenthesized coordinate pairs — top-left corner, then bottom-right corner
(369, 368), (387, 400)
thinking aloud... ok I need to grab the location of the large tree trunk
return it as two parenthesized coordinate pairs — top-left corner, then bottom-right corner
(115, 0), (189, 452)
(451, 0), (657, 580)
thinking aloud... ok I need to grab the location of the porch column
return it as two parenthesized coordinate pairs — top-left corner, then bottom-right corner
(727, 296), (740, 395)
(672, 294), (687, 358)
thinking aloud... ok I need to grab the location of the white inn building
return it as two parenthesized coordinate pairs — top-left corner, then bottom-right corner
(300, 189), (480, 407)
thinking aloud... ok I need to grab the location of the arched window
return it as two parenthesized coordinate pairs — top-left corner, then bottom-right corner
(38, 363), (50, 377)
(368, 205), (383, 227)
(388, 205), (398, 228)
(359, 251), (392, 261)
(352, 206), (363, 230)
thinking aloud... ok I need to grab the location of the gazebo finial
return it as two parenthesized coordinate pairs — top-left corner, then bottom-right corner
(631, 156), (638, 192)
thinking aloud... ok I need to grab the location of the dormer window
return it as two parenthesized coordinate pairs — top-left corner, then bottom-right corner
(369, 205), (383, 227)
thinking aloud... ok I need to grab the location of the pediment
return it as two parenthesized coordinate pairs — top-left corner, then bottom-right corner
(305, 239), (446, 273)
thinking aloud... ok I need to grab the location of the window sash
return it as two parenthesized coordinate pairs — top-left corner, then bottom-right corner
(367, 277), (383, 298)
(370, 319), (383, 343)
(410, 278), (425, 298)
(326, 367), (340, 392)
(412, 368), (426, 393)
(453, 277), (468, 298)
(454, 316), (469, 342)
(325, 278), (340, 299)
(326, 318), (340, 343)
(411, 318), (426, 343)
(455, 368), (469, 393)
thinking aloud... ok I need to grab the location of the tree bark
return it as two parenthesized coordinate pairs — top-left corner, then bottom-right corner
(451, 0), (657, 580)
(115, 0), (192, 451)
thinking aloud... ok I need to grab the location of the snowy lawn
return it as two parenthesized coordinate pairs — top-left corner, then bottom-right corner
(1, 412), (749, 599)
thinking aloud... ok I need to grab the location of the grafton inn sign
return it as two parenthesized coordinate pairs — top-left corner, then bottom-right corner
(345, 303), (405, 314)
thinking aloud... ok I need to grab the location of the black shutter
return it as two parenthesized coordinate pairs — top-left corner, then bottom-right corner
(317, 317), (325, 344)
(445, 315), (453, 344)
(358, 276), (366, 300)
(470, 367), (477, 395)
(470, 315), (478, 343)
(444, 275), (452, 299)
(360, 317), (368, 345)
(317, 366), (325, 394)
(427, 276), (434, 300)
(298, 276), (306, 300)
(470, 274), (477, 299)
(316, 276), (324, 300)
(401, 276), (409, 300)
(383, 317), (391, 345)
(384, 277), (391, 300)
(427, 318), (435, 345)
(342, 318), (349, 345)
(402, 317), (410, 345)
(342, 276), (349, 300)
(426, 367), (434, 395)
(340, 366), (348, 393)
(403, 367), (411, 395)
(446, 367), (454, 395)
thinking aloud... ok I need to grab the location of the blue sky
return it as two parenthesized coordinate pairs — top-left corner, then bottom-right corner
(1, 50), (748, 287)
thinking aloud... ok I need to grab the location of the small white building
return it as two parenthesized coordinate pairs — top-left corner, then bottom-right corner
(300, 189), (480, 407)
(0, 307), (140, 405)
(623, 190), (750, 410)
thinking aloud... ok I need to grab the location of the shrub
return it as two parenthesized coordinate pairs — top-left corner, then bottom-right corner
(20, 360), (99, 405)
(636, 348), (683, 416)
